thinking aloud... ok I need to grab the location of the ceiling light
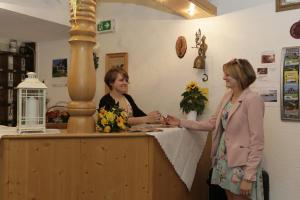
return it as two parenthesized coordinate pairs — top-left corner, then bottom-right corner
(187, 2), (196, 16)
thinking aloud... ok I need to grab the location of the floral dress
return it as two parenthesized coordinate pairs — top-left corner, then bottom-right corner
(211, 101), (264, 200)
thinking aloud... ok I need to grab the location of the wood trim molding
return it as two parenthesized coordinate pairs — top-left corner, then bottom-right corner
(153, 0), (217, 19)
(161, 0), (217, 19)
(102, 0), (217, 19)
(189, 0), (217, 17)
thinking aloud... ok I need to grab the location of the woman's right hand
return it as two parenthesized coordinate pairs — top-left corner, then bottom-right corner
(165, 115), (180, 126)
(146, 111), (161, 124)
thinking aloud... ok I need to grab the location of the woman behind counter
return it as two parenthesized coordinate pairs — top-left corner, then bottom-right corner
(99, 67), (161, 125)
(166, 59), (265, 200)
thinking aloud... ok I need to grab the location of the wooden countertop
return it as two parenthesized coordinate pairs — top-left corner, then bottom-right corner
(1, 131), (149, 139)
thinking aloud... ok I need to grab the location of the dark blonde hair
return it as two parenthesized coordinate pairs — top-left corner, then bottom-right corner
(223, 58), (256, 89)
(104, 67), (129, 90)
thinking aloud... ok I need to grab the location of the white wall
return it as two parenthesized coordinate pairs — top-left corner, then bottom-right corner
(37, 1), (300, 199)
(37, 39), (70, 107)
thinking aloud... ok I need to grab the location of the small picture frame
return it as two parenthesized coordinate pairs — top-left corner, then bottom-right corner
(52, 58), (68, 78)
(52, 58), (68, 87)
(105, 52), (128, 93)
(276, 0), (300, 12)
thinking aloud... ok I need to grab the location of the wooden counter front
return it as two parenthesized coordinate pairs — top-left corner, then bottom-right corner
(0, 132), (211, 200)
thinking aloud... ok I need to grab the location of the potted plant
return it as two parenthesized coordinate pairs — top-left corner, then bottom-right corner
(180, 81), (207, 120)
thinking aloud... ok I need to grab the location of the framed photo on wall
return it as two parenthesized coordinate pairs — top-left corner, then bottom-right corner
(105, 52), (128, 93)
(52, 58), (67, 78)
(276, 0), (300, 12)
(52, 58), (68, 87)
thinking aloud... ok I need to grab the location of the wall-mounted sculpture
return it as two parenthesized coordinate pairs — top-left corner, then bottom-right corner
(193, 29), (207, 69)
(193, 29), (208, 81)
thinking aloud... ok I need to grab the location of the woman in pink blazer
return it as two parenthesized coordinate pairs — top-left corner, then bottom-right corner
(166, 59), (264, 200)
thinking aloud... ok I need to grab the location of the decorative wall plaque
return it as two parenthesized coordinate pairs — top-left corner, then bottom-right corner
(175, 36), (187, 59)
(290, 20), (300, 39)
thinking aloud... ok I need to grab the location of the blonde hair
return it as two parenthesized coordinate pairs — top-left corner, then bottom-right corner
(223, 59), (256, 89)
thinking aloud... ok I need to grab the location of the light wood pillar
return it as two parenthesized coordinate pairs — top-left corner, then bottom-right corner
(67, 0), (97, 133)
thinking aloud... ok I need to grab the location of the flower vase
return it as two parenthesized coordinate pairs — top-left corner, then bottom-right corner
(187, 111), (197, 120)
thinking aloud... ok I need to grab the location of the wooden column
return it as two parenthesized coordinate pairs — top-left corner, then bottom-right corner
(67, 0), (97, 133)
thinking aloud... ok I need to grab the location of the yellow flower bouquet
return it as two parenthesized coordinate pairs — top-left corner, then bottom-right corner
(97, 106), (129, 133)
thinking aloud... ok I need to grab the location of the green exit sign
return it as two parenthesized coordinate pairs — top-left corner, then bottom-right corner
(97, 19), (115, 33)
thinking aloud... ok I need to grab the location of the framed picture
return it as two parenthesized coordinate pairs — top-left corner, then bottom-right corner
(52, 58), (68, 78)
(105, 52), (128, 92)
(276, 0), (300, 12)
(52, 58), (68, 87)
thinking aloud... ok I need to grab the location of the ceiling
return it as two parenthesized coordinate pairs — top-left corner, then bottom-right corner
(0, 0), (217, 43)
(102, 0), (178, 15)
(0, 8), (69, 42)
(102, 0), (217, 19)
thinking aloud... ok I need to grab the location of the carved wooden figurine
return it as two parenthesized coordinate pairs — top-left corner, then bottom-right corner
(193, 29), (207, 69)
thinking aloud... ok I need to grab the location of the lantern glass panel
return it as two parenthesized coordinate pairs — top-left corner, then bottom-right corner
(17, 72), (47, 133)
(38, 91), (45, 125)
(21, 89), (37, 125)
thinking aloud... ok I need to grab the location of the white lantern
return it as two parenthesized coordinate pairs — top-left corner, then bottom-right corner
(17, 72), (47, 133)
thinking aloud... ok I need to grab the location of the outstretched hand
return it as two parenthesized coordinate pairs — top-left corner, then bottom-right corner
(164, 115), (180, 126)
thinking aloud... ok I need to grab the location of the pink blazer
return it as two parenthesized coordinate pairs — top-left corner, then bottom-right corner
(180, 88), (264, 181)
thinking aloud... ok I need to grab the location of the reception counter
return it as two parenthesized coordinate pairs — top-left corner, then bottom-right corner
(0, 131), (211, 200)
